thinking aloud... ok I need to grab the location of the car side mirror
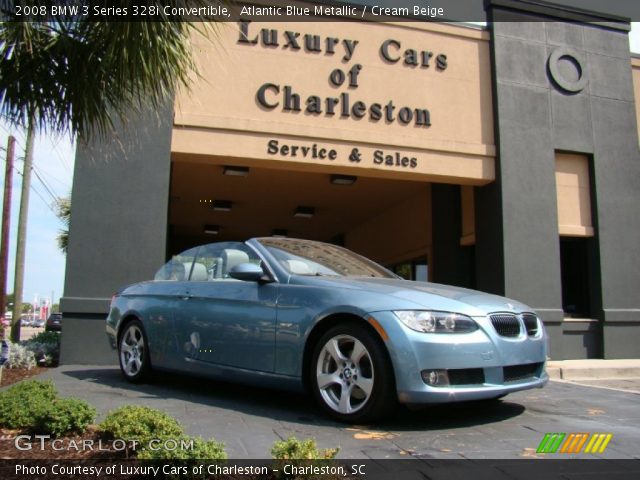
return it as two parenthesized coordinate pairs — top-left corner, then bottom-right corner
(229, 263), (268, 282)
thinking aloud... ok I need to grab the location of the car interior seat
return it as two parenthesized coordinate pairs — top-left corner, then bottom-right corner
(222, 249), (250, 277)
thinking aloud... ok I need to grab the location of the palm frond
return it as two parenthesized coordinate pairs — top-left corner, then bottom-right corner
(0, 1), (218, 140)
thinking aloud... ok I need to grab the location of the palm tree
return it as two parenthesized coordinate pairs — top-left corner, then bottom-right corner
(0, 18), (211, 138)
(0, 10), (214, 341)
(56, 196), (71, 255)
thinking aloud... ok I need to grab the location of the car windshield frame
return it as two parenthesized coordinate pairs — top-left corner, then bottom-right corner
(255, 238), (398, 279)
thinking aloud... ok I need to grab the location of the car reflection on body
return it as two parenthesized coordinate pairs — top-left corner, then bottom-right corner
(106, 238), (548, 422)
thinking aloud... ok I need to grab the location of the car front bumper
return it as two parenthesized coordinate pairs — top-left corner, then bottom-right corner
(369, 311), (549, 404)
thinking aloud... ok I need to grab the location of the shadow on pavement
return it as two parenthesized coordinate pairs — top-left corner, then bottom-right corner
(61, 367), (526, 430)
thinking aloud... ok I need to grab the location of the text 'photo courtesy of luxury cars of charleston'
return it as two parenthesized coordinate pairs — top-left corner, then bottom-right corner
(107, 238), (547, 423)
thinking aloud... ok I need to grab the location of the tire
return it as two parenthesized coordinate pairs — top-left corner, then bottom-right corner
(310, 323), (396, 423)
(118, 319), (151, 383)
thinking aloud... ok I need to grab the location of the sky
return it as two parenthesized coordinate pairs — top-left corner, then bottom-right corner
(1, 23), (639, 308)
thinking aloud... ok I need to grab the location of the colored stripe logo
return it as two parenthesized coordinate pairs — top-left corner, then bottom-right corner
(537, 433), (612, 454)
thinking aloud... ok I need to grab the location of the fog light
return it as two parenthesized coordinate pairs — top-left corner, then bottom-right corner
(421, 369), (450, 386)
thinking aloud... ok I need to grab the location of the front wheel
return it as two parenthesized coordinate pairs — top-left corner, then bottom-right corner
(310, 323), (396, 422)
(118, 319), (151, 383)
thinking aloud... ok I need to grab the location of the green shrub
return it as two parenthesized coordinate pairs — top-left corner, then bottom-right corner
(5, 342), (37, 369)
(99, 406), (183, 447)
(37, 398), (96, 436)
(137, 436), (227, 460)
(0, 380), (95, 436)
(27, 331), (61, 345)
(0, 380), (57, 429)
(23, 331), (61, 367)
(271, 436), (339, 460)
(2, 332), (62, 369)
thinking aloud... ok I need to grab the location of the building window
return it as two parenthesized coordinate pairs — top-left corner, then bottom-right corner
(555, 153), (594, 237)
(555, 151), (597, 319)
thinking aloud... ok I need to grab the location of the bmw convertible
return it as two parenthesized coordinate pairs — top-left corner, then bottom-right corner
(106, 237), (548, 422)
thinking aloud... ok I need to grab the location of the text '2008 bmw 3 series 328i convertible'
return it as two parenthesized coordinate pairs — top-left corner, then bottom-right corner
(107, 237), (548, 422)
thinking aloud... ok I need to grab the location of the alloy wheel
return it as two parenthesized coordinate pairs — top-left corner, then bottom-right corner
(316, 334), (375, 415)
(120, 324), (146, 377)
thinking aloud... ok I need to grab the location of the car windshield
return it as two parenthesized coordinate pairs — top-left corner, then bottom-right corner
(257, 238), (396, 278)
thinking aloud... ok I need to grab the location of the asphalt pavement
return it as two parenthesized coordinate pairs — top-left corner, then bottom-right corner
(14, 364), (638, 460)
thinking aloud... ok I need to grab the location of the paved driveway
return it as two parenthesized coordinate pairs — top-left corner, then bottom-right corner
(27, 365), (639, 460)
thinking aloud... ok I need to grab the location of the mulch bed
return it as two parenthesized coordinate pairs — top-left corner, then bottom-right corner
(0, 367), (46, 388)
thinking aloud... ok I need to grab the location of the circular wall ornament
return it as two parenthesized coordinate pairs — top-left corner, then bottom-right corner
(548, 48), (588, 94)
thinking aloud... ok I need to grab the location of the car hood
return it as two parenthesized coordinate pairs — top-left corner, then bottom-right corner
(295, 276), (533, 317)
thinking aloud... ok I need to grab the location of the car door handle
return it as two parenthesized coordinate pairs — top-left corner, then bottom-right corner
(180, 295), (192, 301)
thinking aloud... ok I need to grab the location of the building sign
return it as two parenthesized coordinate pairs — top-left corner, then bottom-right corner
(267, 138), (418, 169)
(239, 21), (446, 127)
(173, 19), (495, 184)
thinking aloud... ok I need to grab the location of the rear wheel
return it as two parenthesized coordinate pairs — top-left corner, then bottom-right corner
(118, 319), (151, 383)
(310, 323), (396, 422)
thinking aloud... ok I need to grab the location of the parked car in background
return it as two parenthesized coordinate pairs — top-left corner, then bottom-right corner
(33, 318), (45, 328)
(20, 315), (32, 327)
(46, 313), (62, 332)
(107, 238), (548, 422)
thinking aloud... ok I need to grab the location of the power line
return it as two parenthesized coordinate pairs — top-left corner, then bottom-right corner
(30, 184), (57, 216)
(2, 125), (74, 187)
(31, 164), (61, 203)
(14, 167), (58, 217)
(50, 137), (73, 176)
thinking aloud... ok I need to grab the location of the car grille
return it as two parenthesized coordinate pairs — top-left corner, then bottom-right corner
(503, 362), (542, 382)
(448, 368), (485, 385)
(522, 313), (539, 336)
(490, 314), (521, 337)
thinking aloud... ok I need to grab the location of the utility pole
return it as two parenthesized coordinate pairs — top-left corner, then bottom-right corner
(11, 119), (35, 342)
(0, 136), (15, 333)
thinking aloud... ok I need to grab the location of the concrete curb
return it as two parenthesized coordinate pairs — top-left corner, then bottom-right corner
(546, 359), (640, 380)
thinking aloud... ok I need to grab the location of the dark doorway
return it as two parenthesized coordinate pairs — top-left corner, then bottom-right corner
(560, 237), (591, 318)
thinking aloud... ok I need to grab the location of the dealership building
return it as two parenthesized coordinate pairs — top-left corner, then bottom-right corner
(61, 0), (640, 363)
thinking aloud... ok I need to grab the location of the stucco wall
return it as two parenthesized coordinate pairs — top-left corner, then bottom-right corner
(484, 1), (640, 359)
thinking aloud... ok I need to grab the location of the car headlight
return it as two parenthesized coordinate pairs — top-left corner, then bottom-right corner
(393, 311), (478, 333)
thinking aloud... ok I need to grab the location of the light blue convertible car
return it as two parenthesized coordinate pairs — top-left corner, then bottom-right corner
(107, 237), (548, 422)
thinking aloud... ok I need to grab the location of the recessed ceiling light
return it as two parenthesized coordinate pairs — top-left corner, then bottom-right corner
(330, 174), (357, 185)
(293, 206), (315, 218)
(204, 224), (220, 235)
(272, 229), (288, 237)
(212, 200), (233, 212)
(223, 166), (249, 177)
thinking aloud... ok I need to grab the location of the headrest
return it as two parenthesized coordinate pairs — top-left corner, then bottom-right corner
(190, 262), (208, 281)
(222, 249), (250, 274)
(285, 260), (313, 275)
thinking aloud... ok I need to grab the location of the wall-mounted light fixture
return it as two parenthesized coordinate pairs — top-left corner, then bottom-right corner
(223, 166), (249, 177)
(330, 174), (357, 185)
(212, 200), (233, 212)
(293, 206), (315, 218)
(204, 224), (220, 235)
